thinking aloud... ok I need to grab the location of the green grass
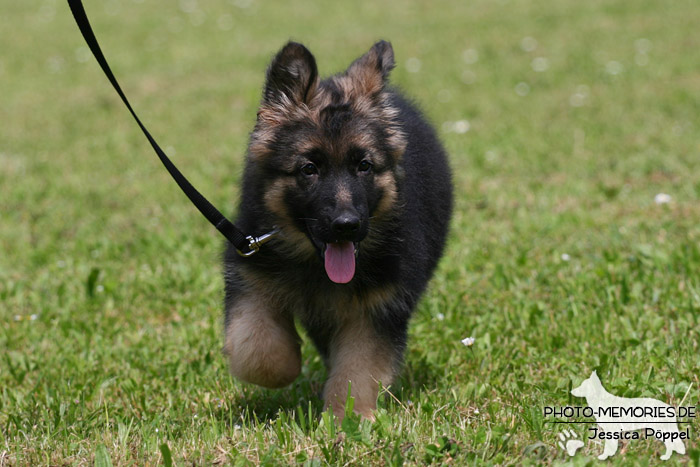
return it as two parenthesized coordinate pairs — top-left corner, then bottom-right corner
(2, 0), (700, 464)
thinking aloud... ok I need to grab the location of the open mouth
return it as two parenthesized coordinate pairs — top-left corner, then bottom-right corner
(323, 241), (359, 284)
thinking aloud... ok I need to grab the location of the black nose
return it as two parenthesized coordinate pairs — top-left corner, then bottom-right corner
(331, 213), (361, 237)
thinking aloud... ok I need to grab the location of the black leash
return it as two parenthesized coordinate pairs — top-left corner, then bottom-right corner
(67, 0), (277, 256)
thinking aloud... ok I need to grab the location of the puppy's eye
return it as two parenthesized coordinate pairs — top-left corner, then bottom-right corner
(300, 163), (318, 176)
(357, 160), (373, 172)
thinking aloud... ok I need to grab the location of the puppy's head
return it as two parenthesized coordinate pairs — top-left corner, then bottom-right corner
(249, 41), (406, 283)
(571, 370), (602, 398)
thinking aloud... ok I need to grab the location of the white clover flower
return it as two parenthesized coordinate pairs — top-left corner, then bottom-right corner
(461, 337), (475, 347)
(515, 82), (530, 96)
(605, 60), (623, 75)
(405, 57), (422, 73)
(521, 36), (538, 52)
(453, 120), (470, 134)
(654, 193), (672, 205)
(531, 57), (549, 72)
(462, 48), (479, 64)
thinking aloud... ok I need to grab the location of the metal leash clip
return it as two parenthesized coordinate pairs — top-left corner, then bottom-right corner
(237, 227), (280, 257)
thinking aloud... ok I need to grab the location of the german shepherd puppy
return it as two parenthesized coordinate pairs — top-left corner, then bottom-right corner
(223, 40), (452, 419)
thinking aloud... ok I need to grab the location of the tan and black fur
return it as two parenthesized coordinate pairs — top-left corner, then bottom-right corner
(223, 41), (452, 419)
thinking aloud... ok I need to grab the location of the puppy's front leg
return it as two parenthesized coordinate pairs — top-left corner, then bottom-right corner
(323, 318), (400, 420)
(224, 295), (301, 388)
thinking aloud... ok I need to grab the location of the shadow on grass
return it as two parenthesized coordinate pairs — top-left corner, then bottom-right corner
(239, 383), (325, 425)
(212, 369), (326, 430)
(400, 354), (449, 392)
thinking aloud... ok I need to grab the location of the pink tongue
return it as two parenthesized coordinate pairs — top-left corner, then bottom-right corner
(324, 242), (356, 284)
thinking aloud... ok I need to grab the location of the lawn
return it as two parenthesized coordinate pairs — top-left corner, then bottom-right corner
(1, 0), (699, 465)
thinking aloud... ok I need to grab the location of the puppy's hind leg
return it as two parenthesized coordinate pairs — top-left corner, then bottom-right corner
(598, 438), (618, 460)
(661, 437), (685, 460)
(224, 295), (301, 388)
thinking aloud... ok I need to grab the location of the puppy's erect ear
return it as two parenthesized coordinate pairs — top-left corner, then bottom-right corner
(263, 42), (319, 106)
(345, 40), (395, 95)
